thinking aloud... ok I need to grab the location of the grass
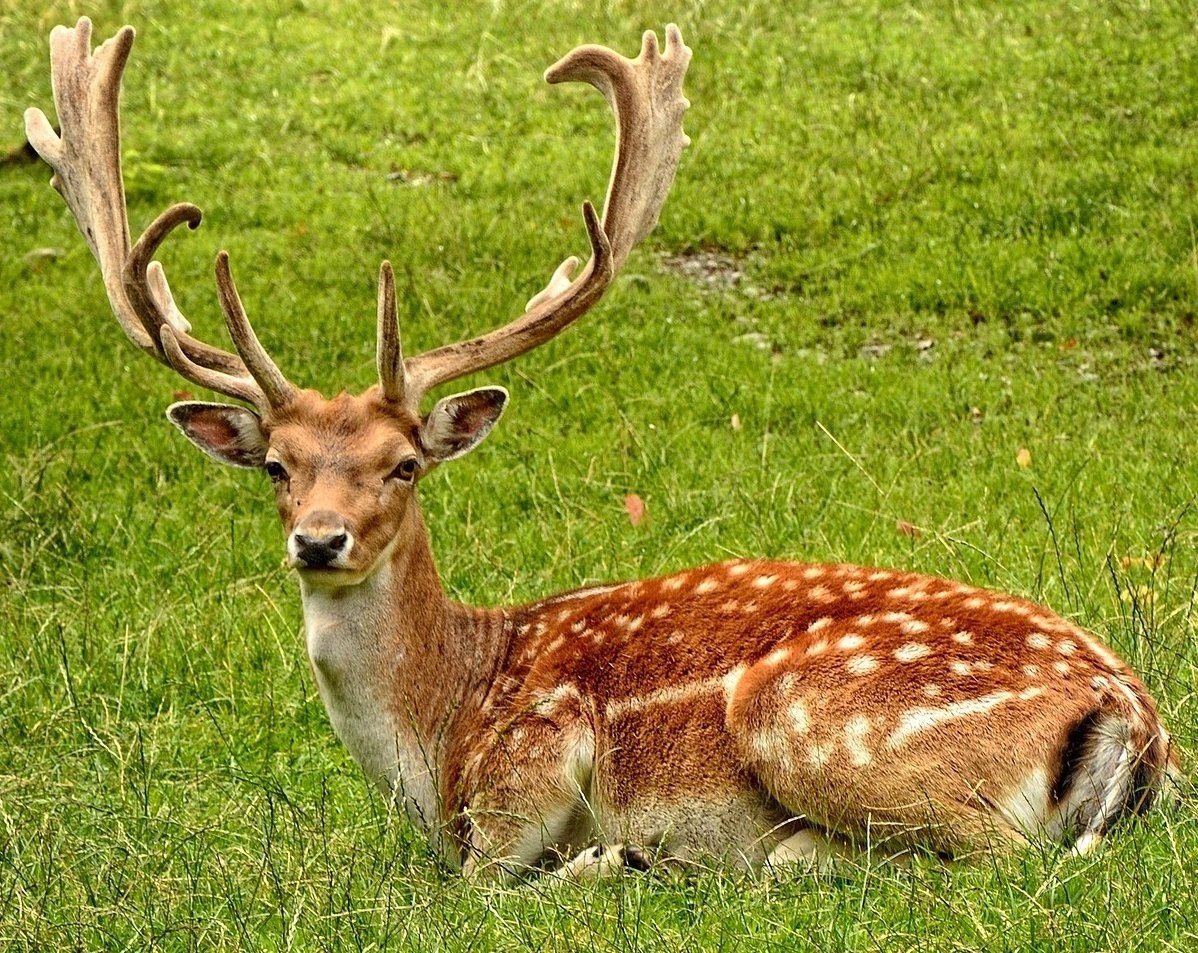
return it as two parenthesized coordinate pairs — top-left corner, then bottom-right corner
(2, 0), (1198, 948)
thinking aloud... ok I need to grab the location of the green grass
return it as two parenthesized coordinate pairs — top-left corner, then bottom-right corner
(2, 0), (1198, 948)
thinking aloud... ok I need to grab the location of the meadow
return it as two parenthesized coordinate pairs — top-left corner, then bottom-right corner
(2, 0), (1197, 948)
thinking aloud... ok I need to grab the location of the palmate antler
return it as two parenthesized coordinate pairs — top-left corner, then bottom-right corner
(384, 25), (692, 414)
(28, 19), (690, 416)
(25, 19), (295, 413)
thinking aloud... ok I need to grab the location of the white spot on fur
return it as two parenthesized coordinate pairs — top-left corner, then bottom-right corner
(1019, 686), (1044, 700)
(1027, 633), (1051, 650)
(808, 617), (833, 633)
(939, 617), (957, 629)
(856, 614), (877, 627)
(1057, 640), (1077, 655)
(807, 744), (831, 768)
(765, 648), (790, 666)
(664, 575), (686, 591)
(900, 619), (930, 635)
(1054, 661), (1070, 677)
(952, 630), (974, 644)
(843, 715), (873, 767)
(546, 636), (565, 653)
(964, 596), (985, 609)
(727, 563), (751, 578)
(836, 634), (865, 651)
(950, 660), (973, 676)
(888, 587), (912, 599)
(570, 619), (587, 634)
(992, 601), (1016, 613)
(923, 684), (941, 698)
(788, 700), (810, 734)
(847, 655), (880, 675)
(650, 603), (670, 620)
(802, 566), (825, 580)
(868, 571), (894, 582)
(782, 579), (798, 592)
(1023, 664), (1040, 678)
(626, 616), (643, 633)
(720, 599), (741, 613)
(695, 578), (718, 595)
(806, 639), (829, 656)
(843, 580), (866, 594)
(754, 574), (778, 588)
(888, 691), (1015, 749)
(1091, 675), (1109, 691)
(810, 585), (834, 603)
(895, 642), (931, 662)
(880, 611), (913, 624)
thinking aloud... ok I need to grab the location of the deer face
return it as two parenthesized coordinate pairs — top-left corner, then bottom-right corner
(167, 385), (507, 586)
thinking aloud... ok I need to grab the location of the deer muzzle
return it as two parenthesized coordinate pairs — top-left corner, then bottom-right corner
(289, 511), (353, 570)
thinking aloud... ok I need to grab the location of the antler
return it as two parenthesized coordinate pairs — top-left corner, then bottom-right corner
(25, 18), (296, 413)
(390, 24), (692, 412)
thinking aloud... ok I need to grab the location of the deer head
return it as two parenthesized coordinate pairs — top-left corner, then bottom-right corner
(25, 18), (691, 586)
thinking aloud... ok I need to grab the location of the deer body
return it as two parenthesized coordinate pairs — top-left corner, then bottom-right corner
(26, 19), (1177, 882)
(281, 431), (1175, 877)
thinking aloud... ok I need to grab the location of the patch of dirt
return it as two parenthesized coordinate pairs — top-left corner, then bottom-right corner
(660, 248), (744, 290)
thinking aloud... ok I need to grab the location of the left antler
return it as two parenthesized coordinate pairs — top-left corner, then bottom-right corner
(381, 24), (692, 412)
(25, 18), (297, 413)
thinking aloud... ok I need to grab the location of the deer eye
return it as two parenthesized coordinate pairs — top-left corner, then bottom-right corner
(388, 458), (419, 483)
(264, 460), (288, 483)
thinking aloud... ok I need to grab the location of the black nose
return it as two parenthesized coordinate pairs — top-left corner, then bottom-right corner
(293, 529), (348, 568)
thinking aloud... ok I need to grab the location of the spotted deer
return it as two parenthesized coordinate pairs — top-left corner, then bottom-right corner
(27, 18), (1179, 881)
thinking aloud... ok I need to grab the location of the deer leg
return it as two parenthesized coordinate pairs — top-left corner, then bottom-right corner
(764, 827), (854, 875)
(551, 843), (654, 881)
(461, 702), (598, 883)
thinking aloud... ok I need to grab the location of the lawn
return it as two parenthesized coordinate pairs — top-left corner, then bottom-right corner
(2, 0), (1197, 949)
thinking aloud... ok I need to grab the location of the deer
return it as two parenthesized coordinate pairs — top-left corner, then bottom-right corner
(26, 17), (1180, 883)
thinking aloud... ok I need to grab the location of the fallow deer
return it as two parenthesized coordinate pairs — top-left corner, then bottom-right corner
(26, 18), (1179, 881)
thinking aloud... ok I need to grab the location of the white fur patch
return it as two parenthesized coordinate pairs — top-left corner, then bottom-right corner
(843, 715), (873, 767)
(787, 700), (810, 734)
(895, 642), (931, 662)
(846, 655), (880, 675)
(998, 768), (1050, 836)
(887, 691), (1015, 749)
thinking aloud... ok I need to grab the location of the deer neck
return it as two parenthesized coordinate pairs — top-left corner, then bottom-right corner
(296, 500), (508, 844)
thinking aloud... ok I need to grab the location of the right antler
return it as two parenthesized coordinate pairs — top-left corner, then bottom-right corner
(382, 25), (692, 413)
(25, 18), (295, 413)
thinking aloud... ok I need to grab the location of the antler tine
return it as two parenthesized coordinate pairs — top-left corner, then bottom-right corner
(376, 260), (405, 404)
(214, 252), (297, 408)
(25, 17), (290, 412)
(399, 24), (691, 410)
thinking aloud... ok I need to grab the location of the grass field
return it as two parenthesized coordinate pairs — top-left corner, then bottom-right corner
(2, 0), (1198, 948)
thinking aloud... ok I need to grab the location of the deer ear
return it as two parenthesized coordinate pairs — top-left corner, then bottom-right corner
(166, 401), (268, 468)
(420, 386), (508, 463)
